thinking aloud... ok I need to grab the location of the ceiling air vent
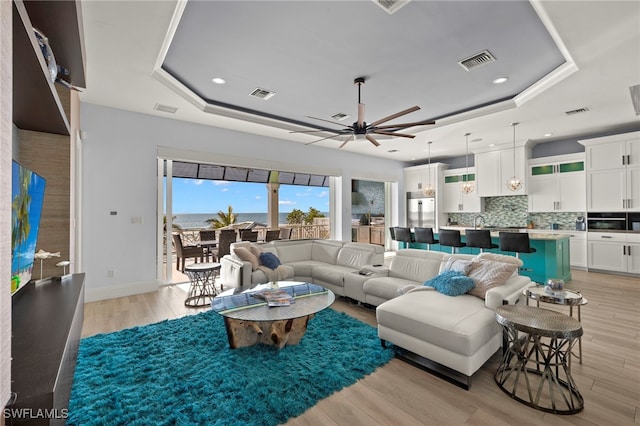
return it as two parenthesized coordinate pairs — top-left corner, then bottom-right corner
(249, 87), (276, 100)
(153, 103), (178, 114)
(565, 107), (590, 116)
(458, 50), (496, 71)
(331, 113), (351, 121)
(629, 84), (640, 115)
(372, 0), (411, 15)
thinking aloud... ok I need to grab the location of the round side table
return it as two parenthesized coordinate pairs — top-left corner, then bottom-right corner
(495, 305), (583, 415)
(184, 262), (221, 307)
(524, 286), (587, 363)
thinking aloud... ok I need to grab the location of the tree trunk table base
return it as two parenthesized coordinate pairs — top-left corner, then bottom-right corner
(224, 314), (314, 349)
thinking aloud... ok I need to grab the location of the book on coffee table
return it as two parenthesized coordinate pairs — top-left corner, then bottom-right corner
(254, 288), (295, 307)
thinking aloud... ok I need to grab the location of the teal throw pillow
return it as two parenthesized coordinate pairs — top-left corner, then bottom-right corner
(424, 270), (475, 296)
(259, 252), (281, 270)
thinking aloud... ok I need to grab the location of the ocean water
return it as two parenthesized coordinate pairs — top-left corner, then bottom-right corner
(172, 213), (294, 229)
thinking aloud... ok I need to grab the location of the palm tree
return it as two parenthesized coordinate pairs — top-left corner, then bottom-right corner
(206, 205), (236, 229)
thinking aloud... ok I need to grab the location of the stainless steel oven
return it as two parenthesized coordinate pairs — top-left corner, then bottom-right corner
(587, 212), (627, 232)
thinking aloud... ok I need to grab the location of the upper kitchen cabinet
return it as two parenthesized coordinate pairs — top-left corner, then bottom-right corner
(579, 132), (640, 212)
(475, 145), (530, 197)
(441, 168), (483, 213)
(528, 154), (585, 212)
(13, 0), (86, 135)
(404, 163), (447, 195)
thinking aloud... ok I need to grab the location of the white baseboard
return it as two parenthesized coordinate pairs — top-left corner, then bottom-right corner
(84, 279), (159, 303)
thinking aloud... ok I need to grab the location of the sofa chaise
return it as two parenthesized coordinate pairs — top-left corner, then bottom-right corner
(373, 249), (532, 388)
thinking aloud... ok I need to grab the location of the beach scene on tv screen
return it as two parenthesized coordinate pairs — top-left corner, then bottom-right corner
(11, 161), (46, 294)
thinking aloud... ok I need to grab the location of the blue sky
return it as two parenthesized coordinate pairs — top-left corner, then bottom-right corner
(170, 178), (329, 214)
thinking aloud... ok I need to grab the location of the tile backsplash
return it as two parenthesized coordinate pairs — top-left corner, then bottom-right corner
(447, 195), (585, 230)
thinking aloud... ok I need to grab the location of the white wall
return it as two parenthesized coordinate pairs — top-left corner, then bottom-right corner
(80, 103), (407, 301)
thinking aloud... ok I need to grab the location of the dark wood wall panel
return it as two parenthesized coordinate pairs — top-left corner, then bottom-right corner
(18, 119), (70, 279)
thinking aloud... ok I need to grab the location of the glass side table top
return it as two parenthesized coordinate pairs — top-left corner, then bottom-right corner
(524, 285), (588, 306)
(211, 281), (335, 322)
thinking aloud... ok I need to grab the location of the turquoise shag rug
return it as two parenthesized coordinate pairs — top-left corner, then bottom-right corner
(67, 308), (393, 425)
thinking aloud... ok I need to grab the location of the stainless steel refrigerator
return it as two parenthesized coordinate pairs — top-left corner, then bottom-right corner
(407, 192), (435, 228)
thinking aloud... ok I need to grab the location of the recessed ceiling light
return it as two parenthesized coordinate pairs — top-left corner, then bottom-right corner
(493, 77), (509, 84)
(471, 138), (483, 142)
(387, 149), (399, 153)
(544, 133), (554, 137)
(488, 143), (496, 147)
(211, 77), (226, 85)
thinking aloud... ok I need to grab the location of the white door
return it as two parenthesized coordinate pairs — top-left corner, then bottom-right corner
(528, 175), (557, 212)
(586, 142), (626, 171)
(558, 172), (586, 212)
(587, 169), (626, 211)
(588, 241), (626, 272)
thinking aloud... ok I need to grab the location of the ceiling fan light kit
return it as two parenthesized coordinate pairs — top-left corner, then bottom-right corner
(296, 77), (435, 148)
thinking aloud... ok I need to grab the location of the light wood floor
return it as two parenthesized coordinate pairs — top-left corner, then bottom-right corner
(82, 269), (640, 425)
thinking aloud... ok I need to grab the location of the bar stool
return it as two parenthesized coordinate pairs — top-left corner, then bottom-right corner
(465, 229), (498, 253)
(498, 232), (537, 259)
(389, 226), (396, 241)
(438, 229), (466, 253)
(394, 227), (413, 248)
(414, 227), (439, 250)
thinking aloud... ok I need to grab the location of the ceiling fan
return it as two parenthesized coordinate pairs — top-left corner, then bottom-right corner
(294, 77), (436, 148)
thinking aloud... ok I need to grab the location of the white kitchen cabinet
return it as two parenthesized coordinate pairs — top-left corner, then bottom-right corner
(587, 232), (639, 273)
(476, 146), (528, 197)
(528, 155), (585, 212)
(404, 163), (444, 195)
(579, 132), (640, 212)
(442, 168), (483, 213)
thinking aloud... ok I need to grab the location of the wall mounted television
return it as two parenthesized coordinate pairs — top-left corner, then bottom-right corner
(11, 160), (46, 295)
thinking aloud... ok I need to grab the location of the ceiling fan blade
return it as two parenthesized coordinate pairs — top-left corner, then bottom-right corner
(289, 129), (338, 134)
(304, 133), (345, 146)
(357, 103), (365, 128)
(373, 130), (416, 139)
(369, 106), (420, 127)
(373, 119), (436, 130)
(306, 116), (350, 130)
(339, 135), (353, 149)
(366, 134), (380, 147)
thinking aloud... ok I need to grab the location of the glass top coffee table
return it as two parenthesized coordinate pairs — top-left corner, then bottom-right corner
(212, 281), (335, 349)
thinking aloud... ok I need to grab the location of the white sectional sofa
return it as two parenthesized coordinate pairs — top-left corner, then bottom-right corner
(220, 239), (385, 298)
(221, 241), (531, 388)
(374, 249), (532, 389)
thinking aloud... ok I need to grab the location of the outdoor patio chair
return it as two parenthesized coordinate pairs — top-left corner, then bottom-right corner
(216, 230), (237, 259)
(240, 229), (259, 242)
(279, 228), (292, 240)
(173, 233), (204, 272)
(265, 230), (281, 242)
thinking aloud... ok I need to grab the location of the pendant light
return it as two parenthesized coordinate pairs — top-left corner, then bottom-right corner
(507, 122), (523, 191)
(461, 133), (474, 194)
(423, 141), (435, 197)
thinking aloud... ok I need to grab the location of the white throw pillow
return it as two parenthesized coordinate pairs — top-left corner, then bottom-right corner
(441, 257), (473, 275)
(467, 259), (518, 299)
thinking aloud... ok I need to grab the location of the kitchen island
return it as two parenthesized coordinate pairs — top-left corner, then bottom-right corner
(400, 227), (571, 284)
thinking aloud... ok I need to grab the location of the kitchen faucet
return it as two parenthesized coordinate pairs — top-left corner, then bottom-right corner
(473, 215), (486, 230)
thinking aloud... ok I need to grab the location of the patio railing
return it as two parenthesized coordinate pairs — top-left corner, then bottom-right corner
(171, 224), (330, 248)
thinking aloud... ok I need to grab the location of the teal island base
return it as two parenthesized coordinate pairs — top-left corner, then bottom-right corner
(401, 232), (571, 284)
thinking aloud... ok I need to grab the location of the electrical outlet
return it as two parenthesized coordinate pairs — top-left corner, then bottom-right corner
(107, 270), (114, 278)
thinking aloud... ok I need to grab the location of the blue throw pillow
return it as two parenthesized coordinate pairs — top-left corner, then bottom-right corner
(259, 252), (281, 270)
(424, 270), (475, 296)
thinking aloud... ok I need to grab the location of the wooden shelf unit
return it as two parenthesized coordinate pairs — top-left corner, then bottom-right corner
(12, 0), (85, 135)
